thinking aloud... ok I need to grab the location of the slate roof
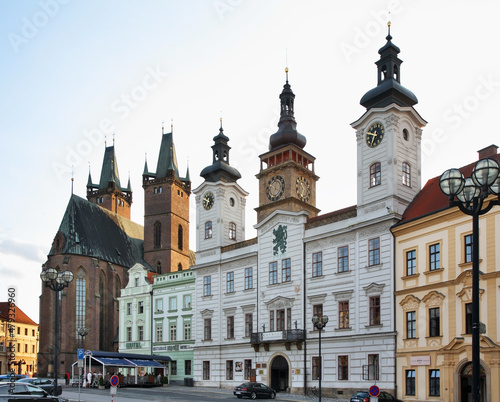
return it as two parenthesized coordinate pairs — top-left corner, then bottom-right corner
(49, 195), (149, 269)
(88, 146), (130, 192)
(0, 303), (38, 326)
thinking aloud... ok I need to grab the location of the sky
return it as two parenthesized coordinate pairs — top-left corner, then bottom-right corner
(1, 0), (500, 323)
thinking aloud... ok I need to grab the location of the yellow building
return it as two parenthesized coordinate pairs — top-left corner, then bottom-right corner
(392, 145), (500, 402)
(0, 303), (39, 376)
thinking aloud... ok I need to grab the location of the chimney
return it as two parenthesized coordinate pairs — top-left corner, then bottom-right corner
(478, 144), (498, 160)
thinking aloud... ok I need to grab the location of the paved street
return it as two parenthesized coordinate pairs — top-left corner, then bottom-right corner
(62, 385), (349, 402)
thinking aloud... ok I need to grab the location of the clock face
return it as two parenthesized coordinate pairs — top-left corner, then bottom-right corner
(266, 175), (285, 201)
(202, 191), (215, 210)
(365, 122), (385, 148)
(295, 176), (311, 202)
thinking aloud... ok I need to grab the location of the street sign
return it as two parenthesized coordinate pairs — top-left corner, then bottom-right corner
(77, 349), (84, 360)
(369, 385), (380, 397)
(110, 385), (117, 395)
(110, 375), (119, 387)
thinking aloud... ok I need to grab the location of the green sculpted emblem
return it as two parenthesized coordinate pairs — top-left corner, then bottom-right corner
(272, 225), (287, 256)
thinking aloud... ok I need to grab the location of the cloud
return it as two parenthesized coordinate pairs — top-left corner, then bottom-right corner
(0, 238), (46, 263)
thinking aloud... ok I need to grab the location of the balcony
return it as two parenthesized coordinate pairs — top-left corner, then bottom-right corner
(250, 329), (305, 352)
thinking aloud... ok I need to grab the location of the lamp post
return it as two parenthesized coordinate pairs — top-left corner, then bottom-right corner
(439, 158), (500, 402)
(76, 327), (88, 399)
(311, 314), (329, 402)
(40, 267), (74, 393)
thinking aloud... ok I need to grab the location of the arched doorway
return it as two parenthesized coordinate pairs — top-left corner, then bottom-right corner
(270, 355), (289, 392)
(460, 362), (486, 402)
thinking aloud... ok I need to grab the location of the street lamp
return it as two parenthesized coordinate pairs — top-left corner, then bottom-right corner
(439, 158), (500, 402)
(311, 314), (329, 402)
(40, 267), (74, 393)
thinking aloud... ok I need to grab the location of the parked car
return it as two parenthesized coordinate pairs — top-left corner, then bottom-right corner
(16, 378), (62, 396)
(233, 382), (276, 399)
(350, 390), (402, 402)
(0, 376), (28, 383)
(0, 383), (67, 401)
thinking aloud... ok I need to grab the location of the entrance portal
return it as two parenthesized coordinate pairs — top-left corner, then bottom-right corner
(460, 362), (486, 402)
(270, 355), (289, 392)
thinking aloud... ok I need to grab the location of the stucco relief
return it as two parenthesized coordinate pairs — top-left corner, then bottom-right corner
(356, 129), (364, 141)
(265, 296), (295, 309)
(422, 291), (445, 307)
(404, 339), (417, 348)
(332, 290), (354, 301)
(384, 114), (400, 129)
(307, 293), (327, 303)
(400, 294), (421, 311)
(359, 221), (391, 237)
(363, 282), (385, 295)
(260, 215), (302, 235)
(200, 309), (214, 318)
(216, 188), (226, 197)
(222, 257), (255, 271)
(427, 337), (442, 347)
(241, 304), (256, 313)
(224, 307), (237, 316)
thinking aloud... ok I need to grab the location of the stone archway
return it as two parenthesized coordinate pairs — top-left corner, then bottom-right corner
(459, 362), (486, 402)
(270, 355), (289, 392)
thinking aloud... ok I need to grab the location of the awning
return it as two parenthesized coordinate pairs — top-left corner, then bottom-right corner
(127, 359), (165, 368)
(92, 357), (136, 367)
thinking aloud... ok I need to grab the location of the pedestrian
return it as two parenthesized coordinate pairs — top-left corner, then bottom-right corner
(65, 371), (70, 388)
(87, 371), (92, 388)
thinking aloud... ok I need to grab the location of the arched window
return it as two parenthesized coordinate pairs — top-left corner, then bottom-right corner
(75, 268), (86, 339)
(178, 225), (183, 250)
(115, 276), (121, 299)
(156, 261), (162, 274)
(205, 221), (212, 239)
(99, 271), (106, 350)
(402, 162), (411, 187)
(370, 162), (381, 187)
(154, 221), (161, 249)
(178, 263), (183, 271)
(229, 222), (236, 240)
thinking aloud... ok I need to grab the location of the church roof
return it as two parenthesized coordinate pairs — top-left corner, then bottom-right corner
(155, 131), (179, 179)
(0, 303), (38, 326)
(88, 145), (130, 192)
(49, 195), (149, 269)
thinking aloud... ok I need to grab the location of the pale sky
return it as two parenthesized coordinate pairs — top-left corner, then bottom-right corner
(1, 0), (499, 323)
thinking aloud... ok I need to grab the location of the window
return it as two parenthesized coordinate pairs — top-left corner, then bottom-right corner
(244, 360), (252, 380)
(276, 309), (285, 331)
(126, 327), (132, 342)
(203, 276), (211, 296)
(366, 354), (379, 380)
(183, 294), (191, 309)
(406, 250), (416, 276)
(370, 162), (381, 187)
(155, 299), (163, 312)
(464, 234), (473, 263)
(269, 262), (278, 285)
(24, 328), (27, 336)
(406, 370), (416, 396)
(270, 308), (291, 331)
(185, 360), (192, 376)
(338, 355), (349, 380)
(429, 243), (440, 270)
(171, 361), (177, 376)
(369, 296), (380, 326)
(368, 238), (380, 266)
(154, 221), (161, 248)
(465, 303), (472, 334)
(227, 316), (234, 339)
(24, 344), (27, 353)
(312, 356), (321, 380)
(270, 311), (274, 331)
(184, 322), (191, 340)
(226, 360), (234, 380)
(429, 307), (440, 337)
(138, 326), (143, 341)
(156, 325), (163, 342)
(406, 311), (416, 339)
(169, 297), (177, 311)
(313, 304), (323, 331)
(312, 252), (322, 277)
(226, 272), (234, 293)
(135, 277), (139, 287)
(75, 269), (86, 338)
(229, 222), (236, 240)
(429, 369), (440, 396)
(170, 323), (177, 341)
(245, 267), (253, 290)
(205, 221), (212, 239)
(338, 246), (349, 272)
(402, 162), (411, 187)
(138, 301), (144, 314)
(203, 361), (210, 380)
(339, 301), (349, 329)
(204, 318), (211, 340)
(245, 313), (253, 337)
(178, 225), (183, 250)
(282, 258), (291, 282)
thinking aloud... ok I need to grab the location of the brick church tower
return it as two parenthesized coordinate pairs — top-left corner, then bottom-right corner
(143, 127), (191, 273)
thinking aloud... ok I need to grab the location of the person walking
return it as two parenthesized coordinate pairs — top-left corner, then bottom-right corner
(65, 371), (70, 388)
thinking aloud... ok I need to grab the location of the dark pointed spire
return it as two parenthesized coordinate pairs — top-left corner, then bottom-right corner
(143, 153), (149, 176)
(98, 145), (121, 189)
(360, 22), (418, 109)
(126, 172), (132, 192)
(269, 67), (306, 151)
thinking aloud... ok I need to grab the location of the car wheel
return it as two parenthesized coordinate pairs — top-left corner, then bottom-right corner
(251, 392), (257, 399)
(270, 392), (276, 399)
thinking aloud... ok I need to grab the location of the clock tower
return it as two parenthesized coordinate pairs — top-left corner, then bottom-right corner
(194, 121), (247, 253)
(351, 24), (426, 217)
(255, 69), (320, 223)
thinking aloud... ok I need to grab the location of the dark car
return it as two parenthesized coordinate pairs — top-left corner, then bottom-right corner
(16, 379), (62, 396)
(350, 390), (401, 402)
(233, 382), (276, 399)
(0, 383), (67, 401)
(0, 376), (28, 383)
